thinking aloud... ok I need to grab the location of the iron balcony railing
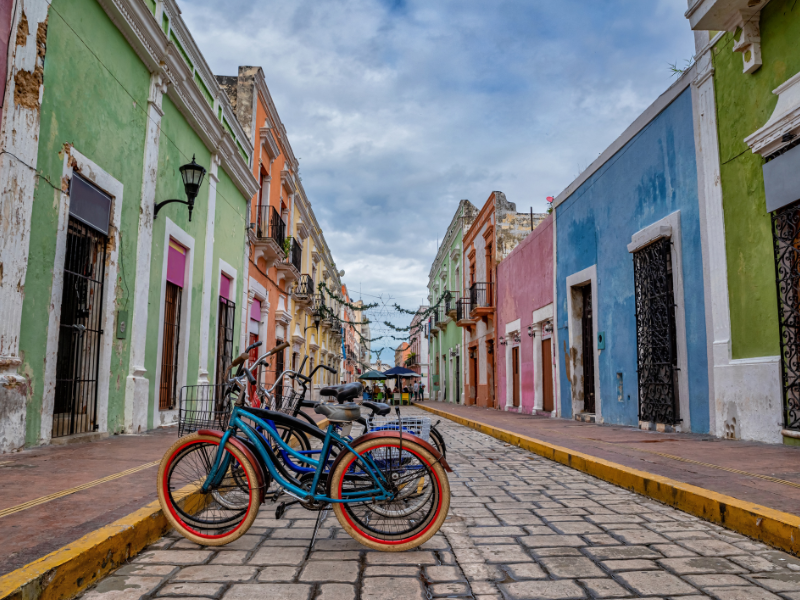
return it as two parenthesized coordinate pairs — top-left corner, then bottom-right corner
(294, 274), (314, 299)
(456, 297), (471, 321)
(444, 291), (457, 315)
(469, 282), (493, 310)
(284, 237), (302, 272)
(255, 205), (285, 247)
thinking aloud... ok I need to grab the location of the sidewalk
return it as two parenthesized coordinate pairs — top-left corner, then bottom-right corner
(417, 401), (800, 517)
(0, 428), (178, 576)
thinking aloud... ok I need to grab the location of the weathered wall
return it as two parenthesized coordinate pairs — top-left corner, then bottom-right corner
(496, 215), (553, 414)
(712, 0), (800, 359)
(145, 94), (211, 428)
(19, 0), (149, 444)
(555, 88), (710, 432)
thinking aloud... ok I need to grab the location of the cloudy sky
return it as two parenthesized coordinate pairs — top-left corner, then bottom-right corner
(181, 0), (695, 359)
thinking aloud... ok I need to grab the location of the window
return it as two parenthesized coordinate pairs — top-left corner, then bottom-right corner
(159, 240), (186, 411)
(215, 274), (236, 387)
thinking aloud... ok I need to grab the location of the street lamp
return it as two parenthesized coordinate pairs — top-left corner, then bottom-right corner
(154, 155), (207, 222)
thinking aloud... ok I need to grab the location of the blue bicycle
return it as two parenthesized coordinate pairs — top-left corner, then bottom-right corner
(158, 343), (451, 551)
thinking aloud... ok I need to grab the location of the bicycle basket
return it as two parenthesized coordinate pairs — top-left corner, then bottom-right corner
(271, 384), (303, 416)
(366, 415), (431, 442)
(178, 384), (234, 436)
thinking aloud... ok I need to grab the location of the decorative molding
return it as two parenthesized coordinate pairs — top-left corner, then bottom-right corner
(260, 126), (280, 161)
(745, 71), (800, 157)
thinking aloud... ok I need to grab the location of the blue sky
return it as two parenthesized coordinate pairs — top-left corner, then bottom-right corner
(180, 0), (696, 360)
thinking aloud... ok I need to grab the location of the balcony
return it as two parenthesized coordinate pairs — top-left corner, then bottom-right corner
(445, 291), (458, 319)
(276, 237), (301, 282)
(456, 297), (477, 328)
(292, 274), (314, 304)
(469, 282), (493, 321)
(435, 303), (449, 331)
(251, 205), (286, 269)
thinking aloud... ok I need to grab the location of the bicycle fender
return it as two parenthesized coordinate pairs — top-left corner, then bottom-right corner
(198, 429), (267, 504)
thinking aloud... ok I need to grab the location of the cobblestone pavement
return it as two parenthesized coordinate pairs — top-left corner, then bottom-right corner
(80, 409), (800, 600)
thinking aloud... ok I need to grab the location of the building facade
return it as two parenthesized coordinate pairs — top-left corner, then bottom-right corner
(408, 307), (429, 397)
(686, 0), (798, 444)
(553, 73), (710, 433)
(427, 200), (477, 403)
(496, 214), (556, 415)
(458, 192), (542, 408)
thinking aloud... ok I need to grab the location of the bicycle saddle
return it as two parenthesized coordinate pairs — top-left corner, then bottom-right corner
(320, 382), (363, 403)
(314, 401), (361, 423)
(362, 400), (391, 416)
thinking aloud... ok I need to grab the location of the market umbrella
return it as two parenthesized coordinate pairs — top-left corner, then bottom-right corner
(359, 370), (388, 380)
(382, 366), (422, 404)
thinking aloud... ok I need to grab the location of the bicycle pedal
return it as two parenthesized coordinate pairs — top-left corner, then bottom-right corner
(275, 502), (286, 520)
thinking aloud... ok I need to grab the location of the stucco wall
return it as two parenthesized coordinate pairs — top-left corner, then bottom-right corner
(712, 0), (800, 360)
(496, 215), (554, 414)
(20, 0), (149, 444)
(555, 87), (710, 432)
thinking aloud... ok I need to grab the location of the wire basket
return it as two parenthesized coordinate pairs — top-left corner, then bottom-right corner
(267, 384), (303, 416)
(178, 384), (234, 436)
(366, 415), (431, 442)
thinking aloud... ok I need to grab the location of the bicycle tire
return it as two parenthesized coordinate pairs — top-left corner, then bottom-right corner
(328, 436), (450, 551)
(429, 426), (447, 461)
(158, 433), (260, 546)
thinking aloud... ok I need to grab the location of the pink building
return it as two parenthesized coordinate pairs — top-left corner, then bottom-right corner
(495, 214), (557, 414)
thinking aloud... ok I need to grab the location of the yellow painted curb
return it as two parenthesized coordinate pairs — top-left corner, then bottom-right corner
(0, 486), (205, 600)
(416, 403), (800, 555)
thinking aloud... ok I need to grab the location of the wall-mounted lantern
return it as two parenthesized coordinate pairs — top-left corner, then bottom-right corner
(544, 321), (553, 334)
(527, 324), (535, 338)
(513, 333), (521, 344)
(154, 155), (207, 222)
(499, 335), (507, 346)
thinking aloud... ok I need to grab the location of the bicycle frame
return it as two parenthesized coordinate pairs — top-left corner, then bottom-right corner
(202, 404), (394, 504)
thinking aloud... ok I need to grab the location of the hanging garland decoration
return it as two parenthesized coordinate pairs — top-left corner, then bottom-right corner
(317, 281), (380, 311)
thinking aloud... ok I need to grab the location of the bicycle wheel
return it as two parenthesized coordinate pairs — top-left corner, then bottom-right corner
(329, 436), (450, 551)
(429, 426), (447, 461)
(158, 433), (260, 546)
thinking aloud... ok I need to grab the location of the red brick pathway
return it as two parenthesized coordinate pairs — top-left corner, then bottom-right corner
(0, 428), (178, 576)
(419, 401), (800, 517)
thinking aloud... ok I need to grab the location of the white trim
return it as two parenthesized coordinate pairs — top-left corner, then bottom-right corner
(554, 68), (695, 209)
(532, 302), (554, 413)
(504, 319), (521, 336)
(197, 153), (221, 384)
(745, 69), (800, 157)
(154, 219), (195, 427)
(565, 265), (601, 421)
(208, 258), (239, 385)
(628, 211), (691, 431)
(40, 148), (124, 444)
(532, 304), (554, 325)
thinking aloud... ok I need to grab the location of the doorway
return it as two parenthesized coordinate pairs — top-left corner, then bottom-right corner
(512, 346), (520, 408)
(469, 348), (477, 406)
(52, 217), (108, 438)
(542, 337), (553, 412)
(215, 296), (236, 386)
(581, 285), (595, 414)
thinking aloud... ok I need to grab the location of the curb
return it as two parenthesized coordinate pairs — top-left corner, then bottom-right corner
(0, 488), (205, 600)
(416, 403), (800, 555)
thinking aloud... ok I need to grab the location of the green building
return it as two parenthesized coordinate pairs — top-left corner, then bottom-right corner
(0, 0), (258, 451)
(687, 0), (800, 444)
(427, 200), (477, 403)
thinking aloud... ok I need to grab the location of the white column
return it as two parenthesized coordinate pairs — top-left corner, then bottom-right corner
(239, 213), (252, 354)
(123, 71), (168, 434)
(197, 154), (221, 383)
(0, 0), (50, 451)
(258, 300), (270, 386)
(504, 345), (513, 410)
(532, 324), (543, 412)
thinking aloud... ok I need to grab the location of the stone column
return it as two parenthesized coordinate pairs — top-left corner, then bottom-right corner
(124, 71), (168, 434)
(0, 0), (55, 451)
(504, 344), (513, 410)
(197, 153), (221, 384)
(532, 323), (543, 412)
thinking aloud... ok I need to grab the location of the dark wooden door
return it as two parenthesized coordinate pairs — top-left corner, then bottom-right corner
(159, 281), (182, 410)
(469, 353), (477, 406)
(542, 338), (553, 412)
(512, 346), (520, 407)
(581, 286), (596, 413)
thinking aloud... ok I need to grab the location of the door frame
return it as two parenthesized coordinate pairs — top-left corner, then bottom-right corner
(154, 219), (195, 428)
(532, 303), (555, 413)
(209, 258), (238, 385)
(40, 148), (124, 444)
(565, 265), (601, 421)
(627, 211), (690, 431)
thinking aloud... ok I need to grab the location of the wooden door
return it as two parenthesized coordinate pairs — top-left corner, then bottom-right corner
(512, 346), (520, 407)
(248, 332), (259, 406)
(469, 353), (477, 405)
(542, 338), (553, 412)
(581, 286), (596, 413)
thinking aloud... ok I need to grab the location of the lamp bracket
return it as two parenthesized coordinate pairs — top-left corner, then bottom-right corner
(154, 198), (192, 221)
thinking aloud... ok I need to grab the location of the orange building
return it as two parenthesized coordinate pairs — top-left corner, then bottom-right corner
(218, 67), (302, 395)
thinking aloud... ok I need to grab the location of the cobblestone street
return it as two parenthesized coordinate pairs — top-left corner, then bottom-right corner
(81, 410), (800, 600)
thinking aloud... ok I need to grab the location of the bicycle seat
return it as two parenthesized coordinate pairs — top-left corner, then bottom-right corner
(314, 401), (361, 423)
(362, 401), (391, 416)
(336, 382), (363, 403)
(319, 385), (343, 397)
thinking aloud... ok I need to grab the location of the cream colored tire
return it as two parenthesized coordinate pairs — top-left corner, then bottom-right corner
(329, 437), (450, 551)
(157, 433), (260, 546)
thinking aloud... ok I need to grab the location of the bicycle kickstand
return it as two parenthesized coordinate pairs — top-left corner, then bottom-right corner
(304, 505), (329, 561)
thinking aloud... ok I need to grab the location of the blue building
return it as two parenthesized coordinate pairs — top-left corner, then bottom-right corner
(553, 71), (710, 434)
